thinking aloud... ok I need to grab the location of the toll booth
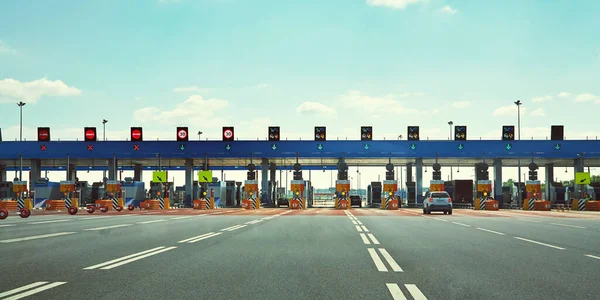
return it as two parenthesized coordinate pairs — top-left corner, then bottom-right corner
(475, 180), (494, 210)
(91, 182), (105, 201)
(235, 182), (242, 207)
(452, 180), (473, 204)
(224, 181), (236, 207)
(121, 178), (145, 207)
(590, 183), (600, 200)
(207, 181), (228, 208)
(242, 180), (259, 209)
(335, 180), (350, 209)
(406, 181), (416, 206)
(443, 181), (455, 200)
(523, 180), (543, 211)
(382, 180), (399, 210)
(33, 178), (61, 209)
(514, 182), (527, 206)
(368, 182), (382, 207)
(502, 187), (512, 205)
(0, 182), (14, 199)
(75, 181), (92, 206)
(549, 182), (567, 204)
(149, 182), (174, 199)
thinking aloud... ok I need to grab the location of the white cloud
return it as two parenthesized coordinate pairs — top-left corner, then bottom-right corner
(557, 92), (570, 98)
(531, 95), (551, 103)
(366, 0), (422, 10)
(253, 84), (270, 89)
(296, 102), (337, 118)
(574, 93), (598, 102)
(0, 40), (17, 55)
(440, 5), (458, 15)
(451, 101), (470, 108)
(173, 86), (210, 93)
(492, 105), (527, 117)
(338, 90), (423, 115)
(530, 108), (545, 117)
(133, 95), (229, 125)
(0, 77), (82, 103)
(396, 92), (424, 98)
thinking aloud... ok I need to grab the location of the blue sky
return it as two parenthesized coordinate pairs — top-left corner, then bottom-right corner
(1, 0), (599, 187)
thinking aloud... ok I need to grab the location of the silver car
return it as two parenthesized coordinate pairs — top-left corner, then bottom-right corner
(423, 191), (453, 215)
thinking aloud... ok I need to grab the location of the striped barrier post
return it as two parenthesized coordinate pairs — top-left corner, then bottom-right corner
(381, 198), (387, 210)
(528, 199), (535, 211)
(251, 198), (257, 209)
(17, 198), (24, 210)
(65, 198), (72, 209)
(297, 198), (304, 209)
(480, 198), (486, 210)
(158, 197), (165, 210)
(111, 198), (119, 209)
(578, 199), (587, 211)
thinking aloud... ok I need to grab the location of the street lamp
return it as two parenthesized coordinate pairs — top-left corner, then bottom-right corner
(514, 100), (522, 207)
(198, 131), (203, 140)
(102, 119), (108, 141)
(448, 121), (453, 140)
(17, 102), (25, 141)
(448, 121), (454, 179)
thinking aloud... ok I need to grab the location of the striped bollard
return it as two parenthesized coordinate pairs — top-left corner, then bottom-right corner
(65, 198), (72, 209)
(578, 199), (587, 211)
(111, 198), (119, 209)
(17, 198), (25, 210)
(480, 199), (486, 210)
(158, 197), (165, 210)
(528, 199), (535, 211)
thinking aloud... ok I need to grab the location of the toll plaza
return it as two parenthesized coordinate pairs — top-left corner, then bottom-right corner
(1, 125), (600, 218)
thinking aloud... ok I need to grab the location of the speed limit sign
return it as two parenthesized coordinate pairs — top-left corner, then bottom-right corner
(178, 129), (187, 139)
(223, 127), (234, 140)
(176, 127), (188, 141)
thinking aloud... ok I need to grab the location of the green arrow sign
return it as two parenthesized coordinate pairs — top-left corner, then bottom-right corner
(225, 144), (231, 151)
(364, 144), (370, 150)
(179, 144), (186, 151)
(554, 143), (561, 150)
(457, 144), (464, 150)
(505, 143), (512, 150)
(317, 144), (323, 150)
(271, 144), (277, 150)
(410, 143), (416, 150)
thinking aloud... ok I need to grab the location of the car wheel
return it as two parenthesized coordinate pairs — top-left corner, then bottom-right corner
(448, 210), (453, 215)
(423, 208), (426, 214)
(443, 211), (447, 215)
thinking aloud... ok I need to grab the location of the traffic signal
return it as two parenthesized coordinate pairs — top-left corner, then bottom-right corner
(222, 126), (235, 141)
(432, 171), (442, 180)
(361, 126), (373, 141)
(454, 126), (467, 140)
(247, 171), (256, 180)
(176, 127), (189, 142)
(551, 125), (564, 140)
(268, 126), (280, 141)
(37, 127), (51, 142)
(314, 126), (326, 141)
(528, 170), (538, 181)
(84, 127), (97, 142)
(130, 127), (143, 142)
(293, 171), (303, 180)
(502, 126), (515, 141)
(407, 126), (419, 141)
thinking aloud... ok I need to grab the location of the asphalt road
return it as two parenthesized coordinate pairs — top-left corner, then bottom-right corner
(1, 208), (600, 300)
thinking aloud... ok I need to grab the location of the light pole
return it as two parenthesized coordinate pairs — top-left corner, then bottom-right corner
(448, 121), (454, 180)
(198, 131), (203, 140)
(17, 102), (25, 141)
(514, 100), (522, 207)
(102, 119), (108, 141)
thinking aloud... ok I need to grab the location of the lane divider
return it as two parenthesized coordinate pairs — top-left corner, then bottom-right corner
(0, 232), (77, 244)
(84, 224), (133, 231)
(361, 225), (370, 232)
(170, 216), (194, 220)
(83, 246), (177, 270)
(28, 219), (72, 225)
(221, 225), (247, 232)
(137, 219), (166, 224)
(186, 232), (222, 244)
(360, 233), (371, 244)
(367, 248), (403, 272)
(367, 233), (380, 244)
(451, 222), (471, 227)
(386, 283), (428, 300)
(355, 225), (363, 232)
(476, 228), (506, 235)
(584, 254), (600, 260)
(0, 224), (16, 228)
(549, 223), (586, 229)
(179, 233), (218, 243)
(0, 281), (67, 300)
(514, 237), (565, 250)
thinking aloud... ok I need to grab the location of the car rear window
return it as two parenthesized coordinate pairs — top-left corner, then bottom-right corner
(431, 192), (449, 198)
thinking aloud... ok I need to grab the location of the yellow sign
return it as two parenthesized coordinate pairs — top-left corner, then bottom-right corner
(152, 171), (167, 183)
(575, 172), (591, 185)
(198, 170), (213, 183)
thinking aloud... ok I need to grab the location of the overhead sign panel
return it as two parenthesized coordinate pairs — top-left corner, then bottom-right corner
(314, 126), (326, 141)
(455, 126), (467, 141)
(361, 126), (372, 141)
(198, 170), (213, 183)
(268, 126), (280, 141)
(152, 171), (167, 183)
(502, 126), (515, 141)
(407, 126), (419, 141)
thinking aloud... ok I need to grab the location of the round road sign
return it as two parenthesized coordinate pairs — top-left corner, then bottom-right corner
(131, 129), (141, 140)
(223, 129), (233, 139)
(85, 129), (96, 140)
(38, 130), (49, 140)
(178, 129), (188, 139)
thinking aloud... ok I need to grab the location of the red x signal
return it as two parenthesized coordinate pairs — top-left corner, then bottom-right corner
(133, 144), (140, 151)
(40, 145), (47, 151)
(87, 145), (93, 151)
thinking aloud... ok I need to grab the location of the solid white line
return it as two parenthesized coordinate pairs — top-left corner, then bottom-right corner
(386, 283), (407, 300)
(226, 225), (247, 231)
(187, 232), (222, 243)
(0, 224), (16, 228)
(367, 248), (388, 272)
(516, 218), (542, 223)
(137, 219), (166, 224)
(357, 221), (363, 225)
(584, 254), (600, 260)
(355, 225), (363, 232)
(100, 246), (177, 270)
(476, 227), (506, 235)
(352, 220), (358, 225)
(170, 216), (194, 220)
(178, 233), (216, 243)
(550, 223), (586, 229)
(360, 233), (371, 244)
(28, 219), (71, 225)
(378, 248), (403, 272)
(361, 225), (370, 232)
(432, 217), (448, 222)
(0, 232), (76, 243)
(84, 224), (133, 231)
(0, 282), (49, 298)
(84, 247), (166, 269)
(405, 284), (428, 300)
(367, 233), (380, 244)
(452, 222), (471, 227)
(221, 225), (243, 231)
(78, 216), (112, 220)
(3, 282), (67, 300)
(514, 237), (565, 250)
